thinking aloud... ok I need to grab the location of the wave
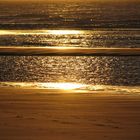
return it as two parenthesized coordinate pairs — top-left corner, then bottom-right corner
(0, 3), (140, 29)
(0, 29), (140, 48)
(0, 82), (139, 94)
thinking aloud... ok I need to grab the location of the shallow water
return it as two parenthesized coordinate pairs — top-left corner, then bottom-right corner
(0, 29), (140, 48)
(0, 55), (140, 86)
(0, 2), (140, 93)
(0, 30), (140, 88)
(0, 82), (140, 95)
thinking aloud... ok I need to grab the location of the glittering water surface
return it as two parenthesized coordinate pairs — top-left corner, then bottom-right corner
(0, 2), (140, 29)
(0, 30), (140, 93)
(0, 2), (140, 93)
(0, 55), (140, 86)
(0, 29), (140, 48)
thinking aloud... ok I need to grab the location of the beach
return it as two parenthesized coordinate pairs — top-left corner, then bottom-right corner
(0, 0), (140, 140)
(0, 88), (140, 140)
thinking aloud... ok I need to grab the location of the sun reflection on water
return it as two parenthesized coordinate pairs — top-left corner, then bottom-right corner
(0, 82), (140, 94)
(0, 30), (84, 35)
(46, 30), (84, 35)
(39, 83), (86, 90)
(0, 82), (87, 90)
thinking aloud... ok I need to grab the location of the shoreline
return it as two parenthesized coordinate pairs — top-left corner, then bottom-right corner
(0, 87), (139, 95)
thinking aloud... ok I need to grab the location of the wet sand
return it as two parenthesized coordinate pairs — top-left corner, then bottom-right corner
(0, 47), (140, 56)
(0, 88), (140, 140)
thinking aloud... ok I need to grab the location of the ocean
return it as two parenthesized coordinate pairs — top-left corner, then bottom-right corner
(0, 1), (140, 93)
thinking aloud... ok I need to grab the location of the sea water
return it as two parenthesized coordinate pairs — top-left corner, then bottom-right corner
(0, 1), (140, 93)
